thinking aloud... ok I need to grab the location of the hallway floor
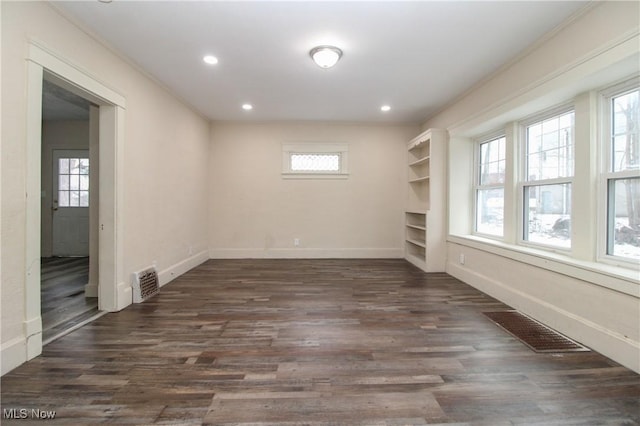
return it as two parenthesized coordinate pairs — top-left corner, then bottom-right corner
(41, 257), (98, 343)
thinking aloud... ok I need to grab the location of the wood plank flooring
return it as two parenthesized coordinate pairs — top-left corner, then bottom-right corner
(2, 259), (639, 425)
(41, 257), (98, 342)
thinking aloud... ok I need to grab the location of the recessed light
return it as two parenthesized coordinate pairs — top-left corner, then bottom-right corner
(381, 105), (391, 112)
(203, 55), (218, 65)
(242, 104), (253, 111)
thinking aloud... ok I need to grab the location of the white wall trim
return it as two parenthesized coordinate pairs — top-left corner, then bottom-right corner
(158, 250), (209, 287)
(1, 338), (27, 376)
(447, 261), (640, 373)
(209, 248), (403, 259)
(29, 40), (125, 107)
(24, 61), (44, 364)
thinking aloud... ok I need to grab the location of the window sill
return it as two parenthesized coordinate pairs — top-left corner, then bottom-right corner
(448, 234), (639, 298)
(281, 172), (349, 180)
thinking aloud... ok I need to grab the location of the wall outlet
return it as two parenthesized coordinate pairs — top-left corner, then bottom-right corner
(459, 253), (465, 265)
(294, 238), (300, 247)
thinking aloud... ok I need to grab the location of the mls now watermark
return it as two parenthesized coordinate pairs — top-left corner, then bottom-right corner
(3, 408), (56, 420)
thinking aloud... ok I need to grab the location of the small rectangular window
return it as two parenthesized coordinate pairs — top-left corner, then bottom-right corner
(290, 153), (340, 172)
(282, 143), (348, 178)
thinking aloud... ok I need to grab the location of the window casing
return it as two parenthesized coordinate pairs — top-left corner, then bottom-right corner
(601, 82), (640, 263)
(282, 143), (349, 179)
(520, 108), (574, 250)
(474, 135), (506, 237)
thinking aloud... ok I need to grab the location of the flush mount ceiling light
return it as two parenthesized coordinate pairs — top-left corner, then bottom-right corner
(203, 55), (218, 65)
(309, 45), (343, 69)
(380, 105), (391, 112)
(242, 103), (253, 111)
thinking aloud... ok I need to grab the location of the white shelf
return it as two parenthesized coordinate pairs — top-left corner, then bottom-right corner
(406, 238), (426, 248)
(409, 176), (430, 183)
(409, 156), (430, 167)
(406, 224), (426, 231)
(405, 128), (447, 272)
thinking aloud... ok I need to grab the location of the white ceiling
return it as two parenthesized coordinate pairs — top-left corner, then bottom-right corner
(51, 1), (589, 124)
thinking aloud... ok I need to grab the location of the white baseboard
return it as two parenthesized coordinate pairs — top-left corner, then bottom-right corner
(158, 249), (209, 287)
(1, 337), (26, 376)
(209, 248), (403, 259)
(24, 316), (42, 360)
(447, 261), (640, 373)
(116, 281), (132, 311)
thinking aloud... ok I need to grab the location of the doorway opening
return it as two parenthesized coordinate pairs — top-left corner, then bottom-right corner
(40, 80), (99, 343)
(24, 43), (127, 364)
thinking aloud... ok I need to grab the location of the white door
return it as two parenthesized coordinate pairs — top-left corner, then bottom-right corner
(52, 150), (90, 256)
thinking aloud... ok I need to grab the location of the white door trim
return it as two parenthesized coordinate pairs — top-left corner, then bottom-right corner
(25, 41), (129, 362)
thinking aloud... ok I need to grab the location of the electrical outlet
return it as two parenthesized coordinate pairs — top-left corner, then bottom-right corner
(459, 253), (465, 265)
(294, 238), (300, 247)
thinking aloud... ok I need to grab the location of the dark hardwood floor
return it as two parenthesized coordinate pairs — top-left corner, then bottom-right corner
(2, 259), (638, 425)
(41, 257), (98, 343)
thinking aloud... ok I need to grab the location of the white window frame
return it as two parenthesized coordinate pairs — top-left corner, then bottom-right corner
(282, 143), (349, 179)
(473, 132), (506, 239)
(598, 77), (640, 267)
(518, 104), (575, 252)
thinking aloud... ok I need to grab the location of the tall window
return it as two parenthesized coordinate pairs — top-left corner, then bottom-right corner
(522, 109), (574, 249)
(475, 135), (505, 236)
(604, 86), (640, 261)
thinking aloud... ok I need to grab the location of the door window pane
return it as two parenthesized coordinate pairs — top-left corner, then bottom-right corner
(58, 157), (89, 208)
(69, 174), (80, 190)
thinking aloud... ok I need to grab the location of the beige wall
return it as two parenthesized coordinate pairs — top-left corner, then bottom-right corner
(1, 2), (210, 373)
(422, 1), (640, 372)
(209, 122), (417, 258)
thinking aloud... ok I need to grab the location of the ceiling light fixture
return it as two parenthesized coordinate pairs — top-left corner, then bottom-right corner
(203, 55), (218, 65)
(309, 45), (343, 69)
(242, 104), (253, 111)
(381, 105), (391, 112)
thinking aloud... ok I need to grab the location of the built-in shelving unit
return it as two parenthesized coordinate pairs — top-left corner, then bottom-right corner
(405, 129), (447, 272)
